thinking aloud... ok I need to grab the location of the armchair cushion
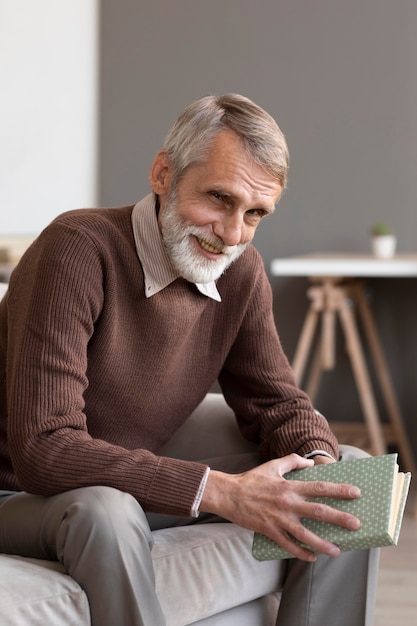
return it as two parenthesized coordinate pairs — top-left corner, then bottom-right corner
(0, 555), (90, 625)
(153, 523), (283, 625)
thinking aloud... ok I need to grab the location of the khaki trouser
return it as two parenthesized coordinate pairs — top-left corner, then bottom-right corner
(0, 437), (379, 626)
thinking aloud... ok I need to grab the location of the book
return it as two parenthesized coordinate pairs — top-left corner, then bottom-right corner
(252, 453), (411, 561)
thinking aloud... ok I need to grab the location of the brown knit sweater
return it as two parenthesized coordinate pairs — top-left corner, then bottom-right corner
(0, 204), (338, 516)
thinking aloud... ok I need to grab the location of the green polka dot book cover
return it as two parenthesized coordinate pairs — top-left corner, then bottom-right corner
(252, 453), (411, 561)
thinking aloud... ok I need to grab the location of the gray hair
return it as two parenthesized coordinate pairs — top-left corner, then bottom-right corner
(163, 94), (289, 188)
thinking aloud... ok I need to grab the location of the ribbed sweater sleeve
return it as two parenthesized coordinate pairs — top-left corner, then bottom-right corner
(218, 252), (339, 461)
(2, 211), (207, 516)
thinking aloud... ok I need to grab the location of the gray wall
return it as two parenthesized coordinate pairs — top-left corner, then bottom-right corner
(99, 0), (417, 460)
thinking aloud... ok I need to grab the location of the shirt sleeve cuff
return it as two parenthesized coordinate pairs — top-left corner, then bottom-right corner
(191, 467), (211, 518)
(304, 449), (337, 461)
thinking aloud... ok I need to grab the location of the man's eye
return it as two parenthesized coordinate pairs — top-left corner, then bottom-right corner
(210, 192), (223, 201)
(247, 209), (266, 218)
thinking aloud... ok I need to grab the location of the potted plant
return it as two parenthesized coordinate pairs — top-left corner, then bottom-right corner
(370, 222), (397, 258)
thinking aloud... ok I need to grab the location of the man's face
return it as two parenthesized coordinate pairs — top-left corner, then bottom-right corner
(153, 130), (283, 284)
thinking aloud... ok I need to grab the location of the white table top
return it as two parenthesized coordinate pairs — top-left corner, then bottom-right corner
(270, 253), (417, 278)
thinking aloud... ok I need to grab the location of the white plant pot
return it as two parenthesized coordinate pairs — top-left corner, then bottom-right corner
(371, 235), (397, 258)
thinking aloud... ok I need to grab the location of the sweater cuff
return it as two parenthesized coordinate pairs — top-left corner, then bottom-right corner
(296, 439), (339, 460)
(145, 457), (209, 517)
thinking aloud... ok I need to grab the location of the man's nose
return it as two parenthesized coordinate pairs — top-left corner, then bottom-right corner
(214, 214), (247, 247)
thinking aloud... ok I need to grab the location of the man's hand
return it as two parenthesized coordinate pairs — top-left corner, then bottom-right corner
(200, 453), (361, 562)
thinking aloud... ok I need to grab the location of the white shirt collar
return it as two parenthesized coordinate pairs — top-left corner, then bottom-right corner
(131, 194), (221, 302)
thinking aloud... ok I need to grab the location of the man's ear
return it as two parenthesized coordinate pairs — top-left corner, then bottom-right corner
(149, 150), (172, 194)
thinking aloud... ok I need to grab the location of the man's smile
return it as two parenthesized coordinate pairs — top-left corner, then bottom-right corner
(195, 236), (223, 256)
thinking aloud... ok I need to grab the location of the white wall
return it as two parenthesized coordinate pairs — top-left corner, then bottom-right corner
(0, 0), (99, 235)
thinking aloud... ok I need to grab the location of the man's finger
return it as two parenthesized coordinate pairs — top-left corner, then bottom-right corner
(297, 480), (361, 500)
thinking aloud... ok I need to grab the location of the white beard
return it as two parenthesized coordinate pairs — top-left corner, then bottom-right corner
(159, 192), (248, 284)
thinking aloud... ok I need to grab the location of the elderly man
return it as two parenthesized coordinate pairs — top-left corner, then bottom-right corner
(0, 94), (378, 625)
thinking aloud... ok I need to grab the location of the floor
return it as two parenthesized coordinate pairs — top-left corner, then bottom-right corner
(374, 491), (417, 625)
